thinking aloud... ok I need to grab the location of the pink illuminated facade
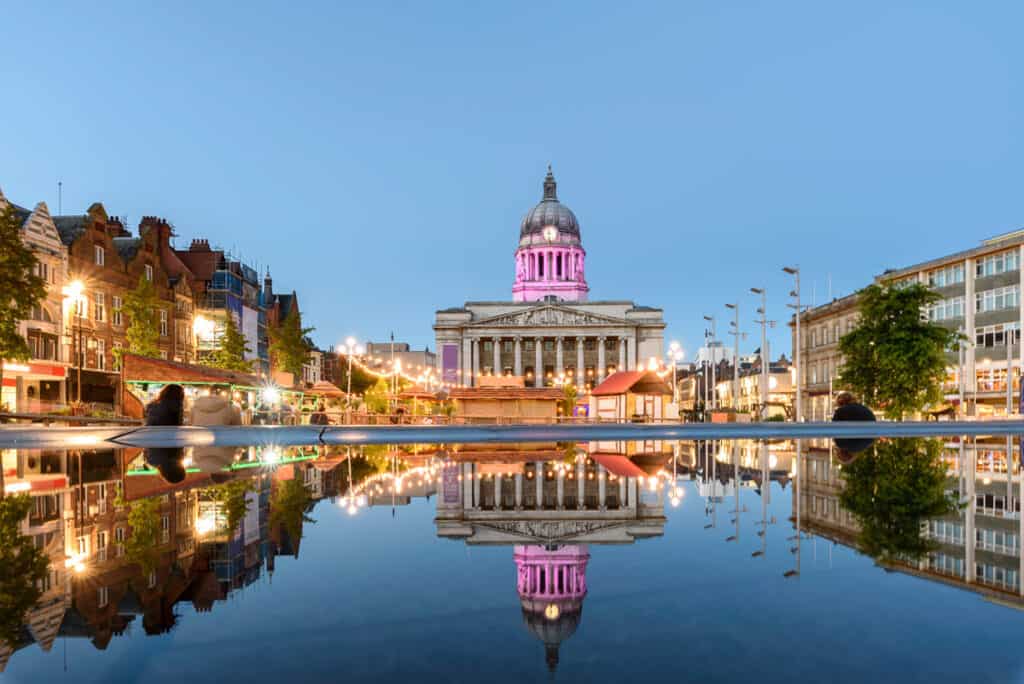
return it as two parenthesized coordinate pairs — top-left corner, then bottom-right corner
(512, 167), (589, 303)
(515, 544), (589, 672)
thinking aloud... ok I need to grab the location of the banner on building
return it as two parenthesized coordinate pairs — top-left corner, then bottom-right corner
(442, 343), (459, 384)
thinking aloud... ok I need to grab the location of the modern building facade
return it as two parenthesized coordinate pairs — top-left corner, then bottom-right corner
(435, 169), (665, 389)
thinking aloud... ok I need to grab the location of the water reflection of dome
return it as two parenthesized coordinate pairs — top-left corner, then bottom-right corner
(515, 544), (589, 672)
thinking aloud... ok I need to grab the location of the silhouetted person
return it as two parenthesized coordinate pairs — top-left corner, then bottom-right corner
(145, 384), (185, 426)
(832, 391), (876, 454)
(144, 447), (187, 483)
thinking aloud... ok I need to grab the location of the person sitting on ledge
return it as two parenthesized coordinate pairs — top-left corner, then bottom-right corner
(189, 388), (242, 426)
(145, 384), (185, 426)
(831, 391), (876, 456)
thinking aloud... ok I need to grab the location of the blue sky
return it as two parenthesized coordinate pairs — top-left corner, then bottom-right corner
(2, 1), (1022, 360)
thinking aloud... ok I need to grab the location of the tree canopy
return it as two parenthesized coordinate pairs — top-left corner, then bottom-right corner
(839, 438), (957, 561)
(0, 203), (46, 405)
(0, 495), (49, 647)
(838, 283), (961, 419)
(270, 478), (315, 544)
(119, 275), (161, 360)
(269, 307), (313, 379)
(205, 313), (252, 373)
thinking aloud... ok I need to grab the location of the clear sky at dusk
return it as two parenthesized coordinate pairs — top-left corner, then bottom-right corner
(3, 1), (1022, 360)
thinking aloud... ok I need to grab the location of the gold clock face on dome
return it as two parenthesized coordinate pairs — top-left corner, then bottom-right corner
(542, 226), (557, 242)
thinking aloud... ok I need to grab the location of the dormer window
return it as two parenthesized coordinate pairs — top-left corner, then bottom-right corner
(94, 245), (105, 266)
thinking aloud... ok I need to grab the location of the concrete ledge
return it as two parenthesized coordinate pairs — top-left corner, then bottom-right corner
(0, 420), (1022, 449)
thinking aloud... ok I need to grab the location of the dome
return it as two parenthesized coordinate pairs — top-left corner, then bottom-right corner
(519, 166), (580, 239)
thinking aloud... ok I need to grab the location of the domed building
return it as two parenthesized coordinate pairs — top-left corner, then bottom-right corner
(434, 167), (665, 389)
(515, 544), (589, 672)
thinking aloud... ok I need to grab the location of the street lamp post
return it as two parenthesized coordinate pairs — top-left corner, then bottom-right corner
(62, 280), (85, 405)
(339, 336), (364, 424)
(703, 315), (717, 411)
(750, 288), (774, 421)
(725, 303), (743, 411)
(783, 266), (802, 423)
(668, 341), (683, 404)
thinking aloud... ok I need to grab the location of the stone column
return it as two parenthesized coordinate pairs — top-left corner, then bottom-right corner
(463, 463), (473, 506)
(492, 336), (501, 376)
(472, 468), (481, 510)
(556, 469), (565, 510)
(515, 472), (523, 509)
(576, 337), (585, 388)
(598, 470), (607, 510)
(534, 337), (543, 388)
(514, 336), (522, 376)
(555, 337), (564, 377)
(619, 477), (627, 507)
(494, 474), (502, 510)
(472, 338), (480, 386)
(462, 337), (472, 387)
(618, 337), (626, 372)
(535, 462), (543, 509)
(597, 336), (606, 380)
(576, 461), (585, 509)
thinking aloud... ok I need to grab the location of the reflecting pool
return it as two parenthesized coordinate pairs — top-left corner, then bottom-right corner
(3, 436), (1024, 682)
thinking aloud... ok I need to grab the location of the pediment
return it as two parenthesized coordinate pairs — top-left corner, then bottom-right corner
(470, 304), (628, 328)
(475, 519), (633, 543)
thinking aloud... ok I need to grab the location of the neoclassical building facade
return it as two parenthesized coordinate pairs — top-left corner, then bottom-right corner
(434, 169), (665, 389)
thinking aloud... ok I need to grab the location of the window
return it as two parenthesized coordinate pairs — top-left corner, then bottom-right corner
(975, 285), (1019, 313)
(159, 309), (168, 337)
(976, 250), (1019, 278)
(148, 570), (157, 588)
(96, 339), (105, 371)
(544, 340), (554, 352)
(524, 340), (534, 352)
(975, 322), (1021, 348)
(112, 296), (123, 326)
(929, 296), (965, 321)
(94, 245), (105, 266)
(482, 340), (492, 353)
(928, 263), (965, 287)
(112, 341), (123, 370)
(94, 292), (105, 322)
(98, 586), (109, 608)
(503, 340), (513, 353)
(159, 350), (168, 360)
(144, 264), (154, 281)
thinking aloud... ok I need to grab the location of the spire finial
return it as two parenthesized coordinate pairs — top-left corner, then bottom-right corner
(542, 165), (557, 201)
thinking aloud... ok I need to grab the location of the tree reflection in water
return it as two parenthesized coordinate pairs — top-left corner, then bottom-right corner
(838, 438), (958, 561)
(0, 495), (49, 647)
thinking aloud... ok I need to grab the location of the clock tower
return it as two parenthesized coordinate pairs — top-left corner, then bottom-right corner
(512, 166), (589, 303)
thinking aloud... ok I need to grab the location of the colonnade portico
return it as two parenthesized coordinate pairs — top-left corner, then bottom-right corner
(458, 461), (641, 512)
(454, 332), (641, 388)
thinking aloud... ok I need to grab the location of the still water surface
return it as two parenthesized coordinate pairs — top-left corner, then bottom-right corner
(3, 437), (1024, 682)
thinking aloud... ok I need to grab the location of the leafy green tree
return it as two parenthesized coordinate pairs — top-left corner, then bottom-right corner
(363, 378), (391, 413)
(335, 357), (377, 396)
(117, 275), (161, 361)
(206, 313), (252, 373)
(838, 283), (961, 419)
(839, 438), (957, 561)
(124, 496), (161, 573)
(561, 384), (578, 417)
(0, 495), (49, 646)
(270, 478), (315, 543)
(269, 308), (314, 379)
(0, 204), (47, 405)
(203, 479), (254, 535)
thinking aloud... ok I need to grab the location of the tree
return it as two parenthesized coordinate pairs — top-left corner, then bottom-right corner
(561, 384), (578, 417)
(363, 378), (390, 413)
(118, 275), (160, 361)
(205, 313), (252, 373)
(270, 478), (315, 544)
(269, 307), (314, 379)
(839, 438), (957, 561)
(123, 496), (161, 573)
(203, 479), (254, 535)
(335, 357), (377, 396)
(838, 283), (961, 419)
(0, 495), (49, 647)
(0, 204), (46, 408)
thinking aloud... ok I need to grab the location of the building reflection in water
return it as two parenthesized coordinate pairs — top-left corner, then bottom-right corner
(0, 443), (343, 671)
(435, 442), (670, 670)
(796, 435), (1024, 605)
